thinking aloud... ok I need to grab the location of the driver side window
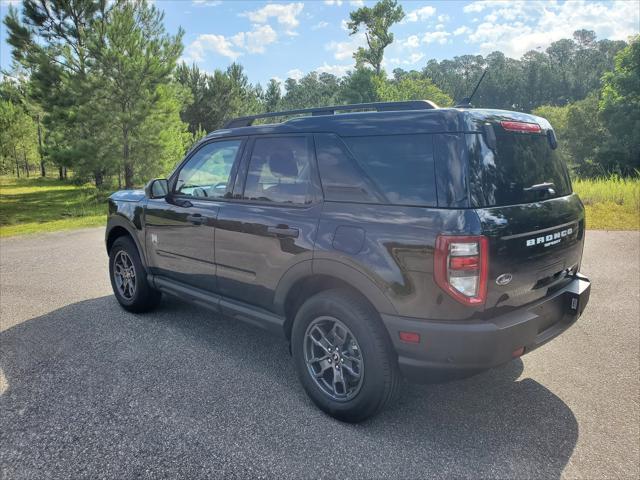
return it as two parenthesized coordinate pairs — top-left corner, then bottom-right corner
(175, 139), (242, 198)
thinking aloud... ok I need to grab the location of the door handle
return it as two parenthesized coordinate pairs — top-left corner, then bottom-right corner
(267, 225), (299, 238)
(187, 214), (207, 225)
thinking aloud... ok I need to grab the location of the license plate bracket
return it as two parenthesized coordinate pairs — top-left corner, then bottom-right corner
(564, 276), (591, 317)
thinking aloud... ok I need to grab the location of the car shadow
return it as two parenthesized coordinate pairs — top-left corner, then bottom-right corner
(0, 295), (578, 479)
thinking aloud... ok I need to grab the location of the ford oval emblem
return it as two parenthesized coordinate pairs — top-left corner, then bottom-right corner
(496, 273), (513, 286)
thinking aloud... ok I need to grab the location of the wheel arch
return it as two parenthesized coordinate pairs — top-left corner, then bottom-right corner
(105, 217), (148, 269)
(276, 259), (397, 341)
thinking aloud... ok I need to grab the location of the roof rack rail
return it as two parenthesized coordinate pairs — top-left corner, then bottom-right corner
(223, 100), (438, 129)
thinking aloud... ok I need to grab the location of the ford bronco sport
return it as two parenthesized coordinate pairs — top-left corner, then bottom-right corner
(106, 101), (591, 422)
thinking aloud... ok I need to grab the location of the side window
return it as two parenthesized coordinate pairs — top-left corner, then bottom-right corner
(314, 133), (382, 203)
(175, 139), (242, 198)
(243, 136), (312, 204)
(343, 134), (436, 206)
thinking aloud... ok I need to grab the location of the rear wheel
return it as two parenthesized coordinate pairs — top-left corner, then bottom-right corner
(291, 289), (399, 422)
(109, 236), (161, 313)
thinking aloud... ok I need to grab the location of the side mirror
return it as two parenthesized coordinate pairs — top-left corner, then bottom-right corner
(144, 178), (169, 199)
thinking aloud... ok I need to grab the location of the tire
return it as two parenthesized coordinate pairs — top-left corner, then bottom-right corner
(291, 289), (399, 422)
(109, 236), (161, 313)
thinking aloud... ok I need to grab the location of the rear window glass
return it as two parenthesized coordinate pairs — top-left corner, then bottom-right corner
(468, 131), (572, 207)
(342, 134), (436, 206)
(315, 134), (382, 203)
(244, 136), (312, 204)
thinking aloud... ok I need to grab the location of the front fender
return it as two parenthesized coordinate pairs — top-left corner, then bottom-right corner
(105, 202), (148, 268)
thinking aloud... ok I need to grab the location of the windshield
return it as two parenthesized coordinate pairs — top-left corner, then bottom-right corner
(467, 131), (572, 207)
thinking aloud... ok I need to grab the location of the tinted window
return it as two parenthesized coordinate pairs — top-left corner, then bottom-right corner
(176, 140), (242, 198)
(468, 132), (572, 207)
(343, 134), (436, 206)
(315, 134), (383, 203)
(244, 136), (312, 204)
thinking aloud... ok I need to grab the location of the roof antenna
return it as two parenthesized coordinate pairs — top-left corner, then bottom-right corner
(455, 69), (488, 108)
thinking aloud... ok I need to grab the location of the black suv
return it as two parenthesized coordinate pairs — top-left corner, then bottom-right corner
(106, 101), (591, 422)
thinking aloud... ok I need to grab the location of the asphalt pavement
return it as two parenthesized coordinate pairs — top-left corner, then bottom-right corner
(0, 228), (638, 479)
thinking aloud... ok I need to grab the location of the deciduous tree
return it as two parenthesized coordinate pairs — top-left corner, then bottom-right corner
(347, 0), (404, 74)
(600, 37), (640, 175)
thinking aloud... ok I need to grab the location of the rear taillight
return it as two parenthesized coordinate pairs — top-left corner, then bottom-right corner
(500, 120), (541, 133)
(434, 235), (489, 306)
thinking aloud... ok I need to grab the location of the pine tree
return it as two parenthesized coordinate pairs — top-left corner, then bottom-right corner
(90, 0), (185, 188)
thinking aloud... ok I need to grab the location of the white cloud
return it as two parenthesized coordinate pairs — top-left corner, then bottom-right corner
(231, 25), (277, 54)
(325, 33), (366, 60)
(422, 30), (451, 45)
(191, 0), (222, 6)
(312, 21), (329, 30)
(438, 14), (451, 23)
(340, 19), (350, 31)
(402, 35), (420, 49)
(183, 34), (241, 62)
(324, 0), (364, 5)
(287, 68), (304, 80)
(405, 6), (436, 23)
(406, 53), (425, 64)
(315, 63), (353, 76)
(463, 1), (491, 13)
(464, 0), (640, 58)
(242, 3), (304, 35)
(326, 40), (355, 60)
(183, 23), (282, 63)
(453, 26), (470, 36)
(0, 0), (22, 5)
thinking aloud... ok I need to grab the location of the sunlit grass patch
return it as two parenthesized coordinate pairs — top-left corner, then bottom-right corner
(0, 176), (109, 237)
(573, 176), (639, 230)
(0, 215), (105, 237)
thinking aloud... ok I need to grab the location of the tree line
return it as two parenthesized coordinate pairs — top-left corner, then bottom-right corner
(1, 0), (638, 189)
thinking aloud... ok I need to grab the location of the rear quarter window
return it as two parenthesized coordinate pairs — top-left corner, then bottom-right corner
(316, 133), (436, 206)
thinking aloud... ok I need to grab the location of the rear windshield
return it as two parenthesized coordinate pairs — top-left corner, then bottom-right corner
(467, 131), (572, 207)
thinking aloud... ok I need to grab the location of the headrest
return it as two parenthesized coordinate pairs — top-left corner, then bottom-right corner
(268, 150), (298, 178)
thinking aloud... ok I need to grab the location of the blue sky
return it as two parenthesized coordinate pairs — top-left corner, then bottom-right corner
(1, 0), (638, 86)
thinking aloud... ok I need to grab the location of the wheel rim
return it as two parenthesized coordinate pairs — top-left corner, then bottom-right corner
(303, 316), (364, 402)
(113, 250), (136, 300)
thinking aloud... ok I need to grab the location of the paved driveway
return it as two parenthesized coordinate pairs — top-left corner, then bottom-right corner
(1, 228), (638, 479)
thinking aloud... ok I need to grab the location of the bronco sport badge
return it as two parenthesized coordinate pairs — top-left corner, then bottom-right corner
(525, 227), (573, 248)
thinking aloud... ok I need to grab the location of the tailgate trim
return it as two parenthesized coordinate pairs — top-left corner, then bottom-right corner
(500, 220), (578, 240)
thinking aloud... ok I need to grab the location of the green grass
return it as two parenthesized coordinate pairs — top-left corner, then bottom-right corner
(0, 174), (638, 237)
(0, 176), (109, 237)
(573, 176), (640, 230)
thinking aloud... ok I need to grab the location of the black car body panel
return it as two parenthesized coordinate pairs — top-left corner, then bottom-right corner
(383, 274), (591, 381)
(106, 104), (591, 382)
(314, 202), (484, 319)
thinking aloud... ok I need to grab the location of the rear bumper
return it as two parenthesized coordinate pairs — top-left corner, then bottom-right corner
(381, 274), (591, 382)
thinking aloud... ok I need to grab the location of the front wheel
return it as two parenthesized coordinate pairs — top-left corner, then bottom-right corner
(109, 236), (161, 313)
(291, 290), (399, 422)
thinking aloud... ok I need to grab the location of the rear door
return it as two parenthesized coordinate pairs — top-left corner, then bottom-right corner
(214, 135), (321, 310)
(467, 119), (586, 311)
